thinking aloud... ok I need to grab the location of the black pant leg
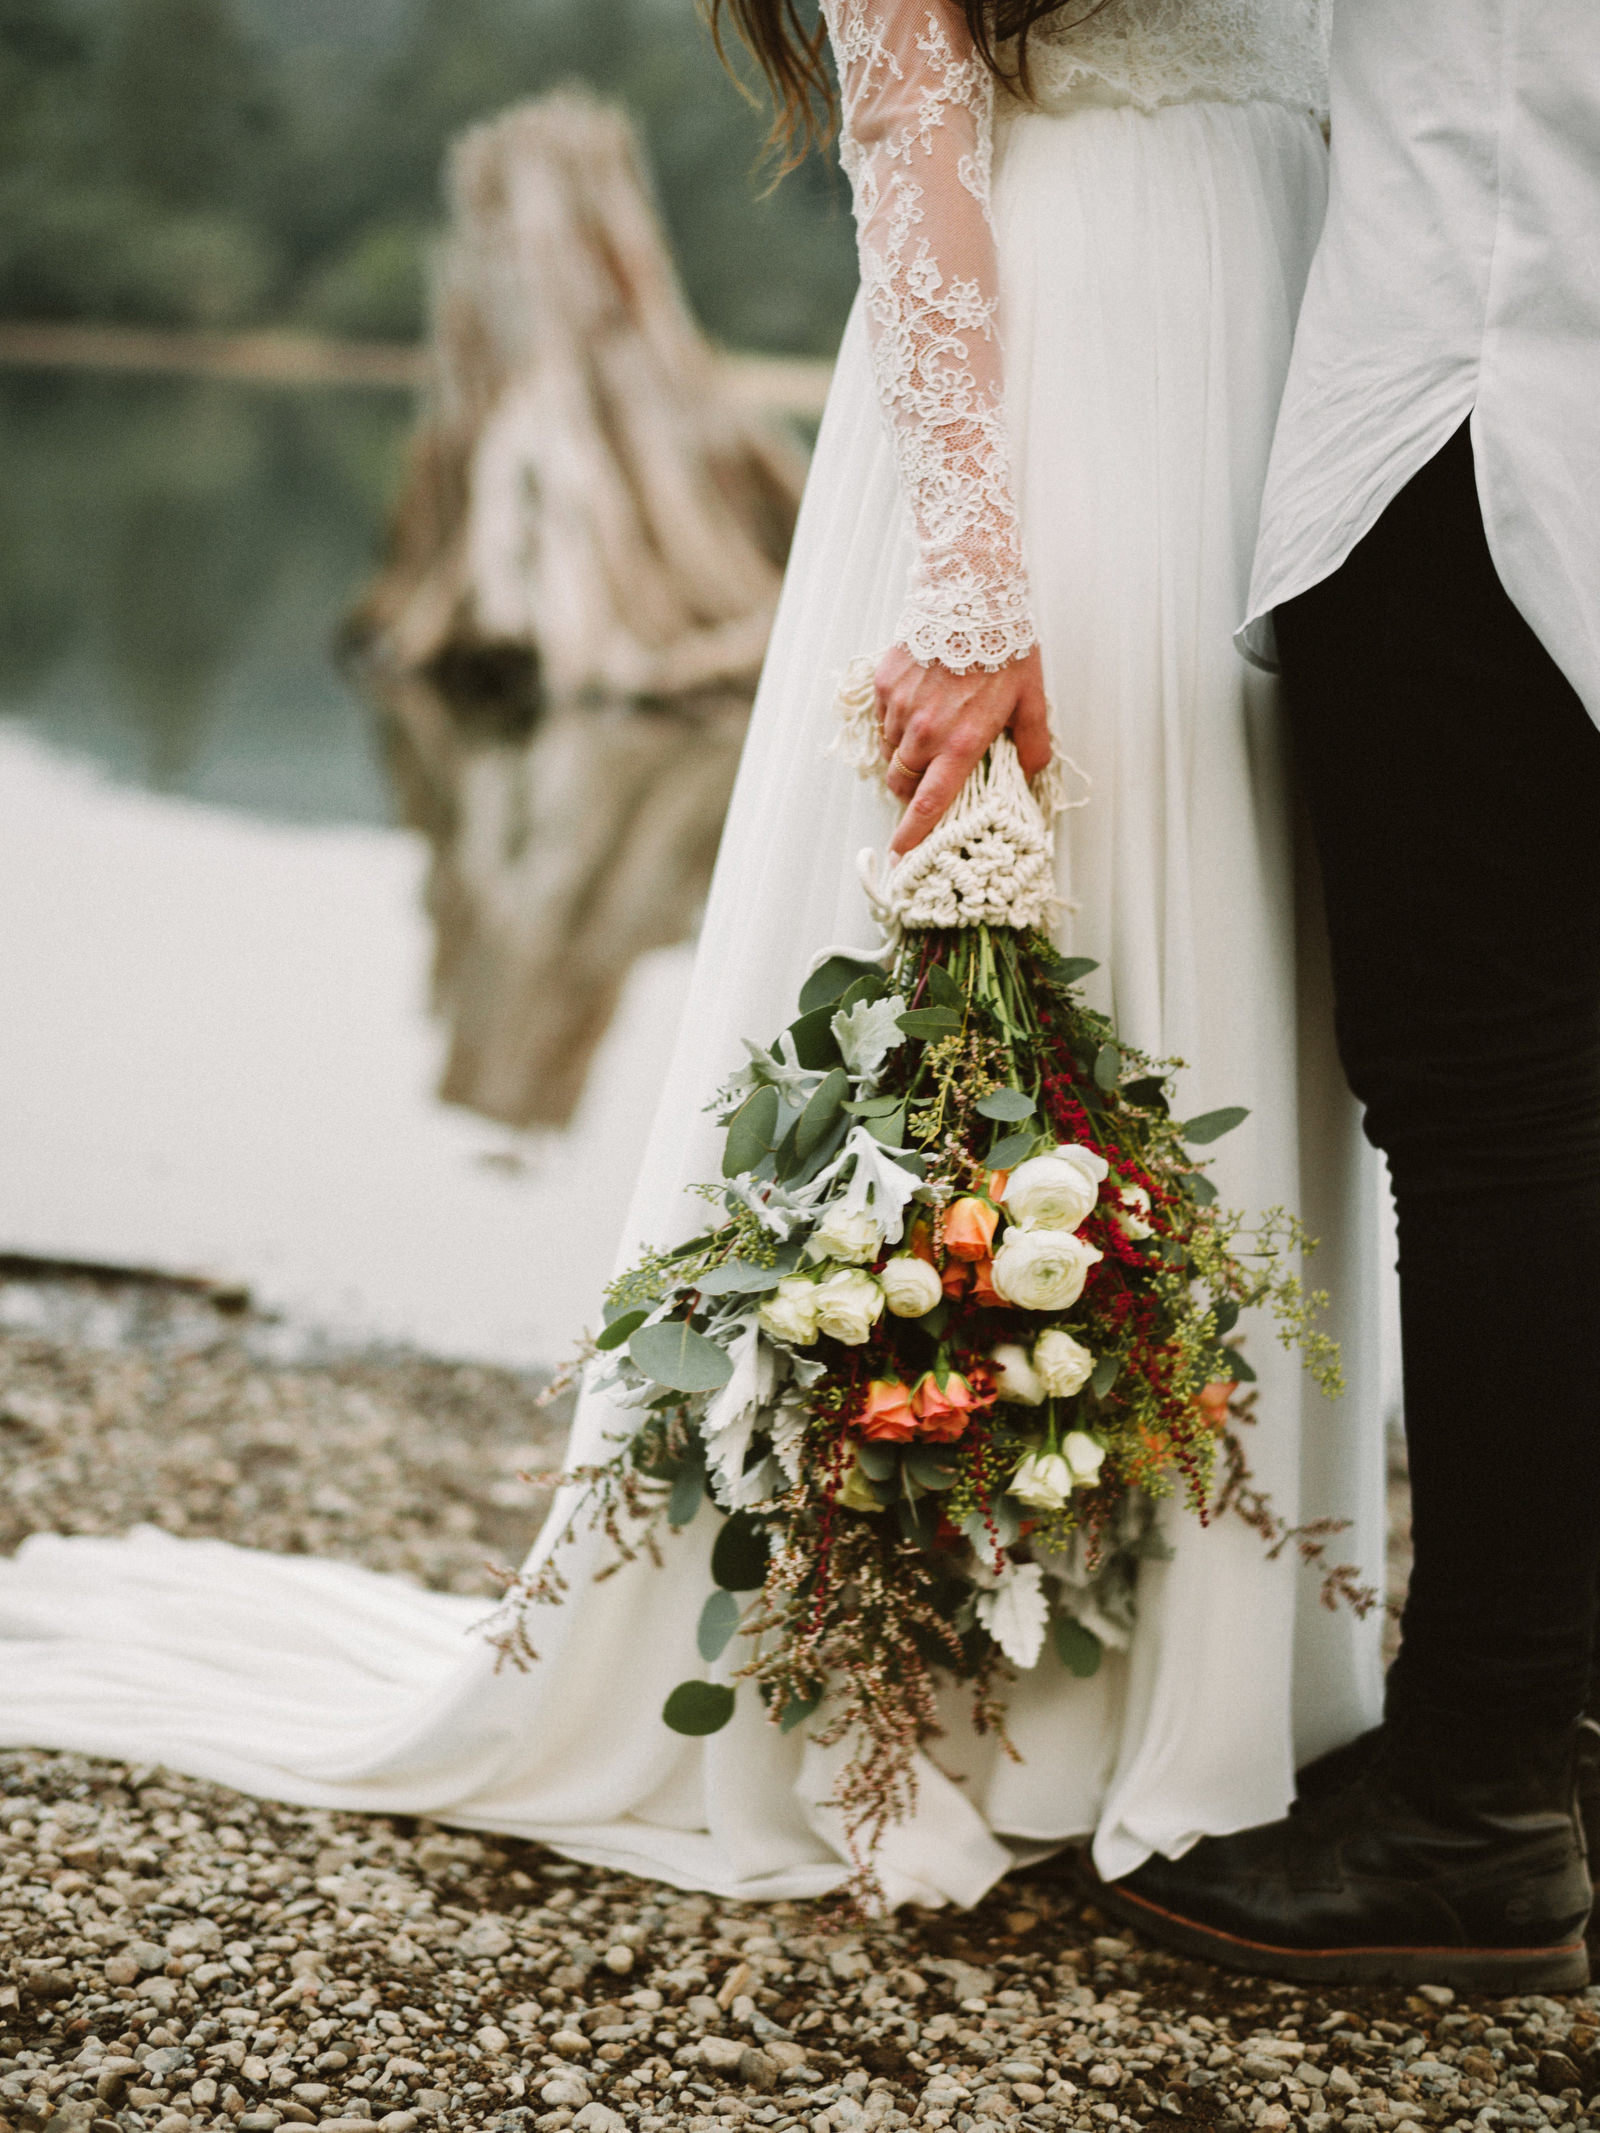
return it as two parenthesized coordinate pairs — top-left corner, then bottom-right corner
(1277, 422), (1600, 1747)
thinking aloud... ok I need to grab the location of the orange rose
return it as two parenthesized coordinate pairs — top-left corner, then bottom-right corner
(907, 1218), (939, 1267)
(1198, 1380), (1238, 1429)
(941, 1260), (970, 1300)
(944, 1196), (1000, 1261)
(857, 1378), (919, 1441)
(913, 1370), (995, 1443)
(970, 1257), (1001, 1307)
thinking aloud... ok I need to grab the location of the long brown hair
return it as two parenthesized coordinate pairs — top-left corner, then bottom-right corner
(707, 0), (1096, 168)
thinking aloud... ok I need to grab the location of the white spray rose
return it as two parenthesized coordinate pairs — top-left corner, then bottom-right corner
(991, 1229), (1102, 1311)
(1002, 1144), (1110, 1232)
(758, 1276), (822, 1346)
(880, 1254), (943, 1318)
(1033, 1327), (1096, 1397)
(1118, 1184), (1154, 1239)
(811, 1265), (885, 1345)
(813, 1205), (885, 1266)
(1062, 1430), (1107, 1487)
(990, 1343), (1046, 1406)
(1009, 1449), (1075, 1511)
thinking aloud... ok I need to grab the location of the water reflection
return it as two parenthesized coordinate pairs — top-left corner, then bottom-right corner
(0, 368), (408, 824)
(0, 362), (784, 1353)
(375, 671), (747, 1130)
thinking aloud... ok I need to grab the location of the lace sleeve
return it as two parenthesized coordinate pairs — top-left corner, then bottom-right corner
(823, 0), (1037, 673)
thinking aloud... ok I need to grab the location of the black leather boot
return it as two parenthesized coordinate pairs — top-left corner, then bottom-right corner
(1089, 1726), (1592, 1989)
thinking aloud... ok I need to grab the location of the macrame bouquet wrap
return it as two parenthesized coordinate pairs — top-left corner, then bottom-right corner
(497, 657), (1341, 1902)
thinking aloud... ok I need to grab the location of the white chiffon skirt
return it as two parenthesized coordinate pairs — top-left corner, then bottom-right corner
(0, 92), (1388, 1908)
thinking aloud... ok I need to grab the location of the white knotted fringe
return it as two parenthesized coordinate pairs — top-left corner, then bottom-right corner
(831, 654), (1086, 933)
(860, 734), (1060, 932)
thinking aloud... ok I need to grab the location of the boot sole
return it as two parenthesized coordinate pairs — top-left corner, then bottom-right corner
(1093, 1875), (1590, 1992)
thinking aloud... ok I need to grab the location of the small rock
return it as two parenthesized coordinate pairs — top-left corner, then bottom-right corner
(20, 1961), (73, 2001)
(138, 1977), (180, 2012)
(571, 2108), (625, 2133)
(237, 2115), (282, 2133)
(165, 1919), (222, 1956)
(539, 2075), (590, 2108)
(549, 2029), (589, 2058)
(291, 2084), (330, 2105)
(1088, 2064), (1121, 2088)
(377, 2117), (419, 2133)
(699, 2036), (747, 2073)
(474, 2025), (510, 2055)
(602, 1944), (634, 1975)
(456, 1916), (513, 1959)
(738, 2047), (777, 2092)
(1090, 1936), (1131, 1961)
(1416, 1984), (1455, 2008)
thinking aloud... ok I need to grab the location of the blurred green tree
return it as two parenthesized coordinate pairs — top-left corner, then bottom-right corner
(0, 0), (856, 354)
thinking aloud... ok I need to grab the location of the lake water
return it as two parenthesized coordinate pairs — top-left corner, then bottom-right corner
(0, 369), (729, 1364)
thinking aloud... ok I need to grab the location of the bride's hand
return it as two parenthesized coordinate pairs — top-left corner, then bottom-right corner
(877, 644), (1052, 855)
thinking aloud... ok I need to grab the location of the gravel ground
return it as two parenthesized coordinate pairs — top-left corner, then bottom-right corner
(1, 1271), (1596, 2133)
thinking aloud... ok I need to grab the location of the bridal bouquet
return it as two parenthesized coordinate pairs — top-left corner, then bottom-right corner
(498, 685), (1338, 1897)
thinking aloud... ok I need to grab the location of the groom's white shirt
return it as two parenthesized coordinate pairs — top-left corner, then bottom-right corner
(1244, 0), (1600, 722)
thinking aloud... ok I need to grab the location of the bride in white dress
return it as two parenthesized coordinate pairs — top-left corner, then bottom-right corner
(0, 0), (1387, 1909)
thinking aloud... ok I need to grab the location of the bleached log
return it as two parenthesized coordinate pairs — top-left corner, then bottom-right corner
(358, 89), (810, 702)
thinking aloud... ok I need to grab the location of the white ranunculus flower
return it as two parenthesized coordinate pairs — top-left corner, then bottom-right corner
(1009, 1449), (1075, 1511)
(814, 1205), (885, 1266)
(990, 1342), (1046, 1406)
(1118, 1184), (1155, 1240)
(880, 1254), (943, 1318)
(1003, 1144), (1110, 1232)
(1062, 1430), (1107, 1488)
(811, 1265), (885, 1345)
(1033, 1327), (1096, 1397)
(991, 1228), (1103, 1311)
(757, 1276), (821, 1346)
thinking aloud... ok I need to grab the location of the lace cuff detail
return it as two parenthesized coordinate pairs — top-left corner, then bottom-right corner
(825, 0), (1038, 676)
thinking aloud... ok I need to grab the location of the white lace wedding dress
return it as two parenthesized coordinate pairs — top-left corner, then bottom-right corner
(0, 0), (1387, 1908)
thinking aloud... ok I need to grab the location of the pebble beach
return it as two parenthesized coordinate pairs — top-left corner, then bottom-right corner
(1, 1272), (1595, 2133)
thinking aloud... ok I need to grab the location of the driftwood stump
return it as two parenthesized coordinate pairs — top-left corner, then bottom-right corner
(356, 87), (810, 698)
(353, 90), (818, 1129)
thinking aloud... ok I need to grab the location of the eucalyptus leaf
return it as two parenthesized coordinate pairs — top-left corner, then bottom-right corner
(662, 1680), (737, 1736)
(711, 1512), (770, 1592)
(843, 1094), (903, 1118)
(1182, 1105), (1251, 1146)
(1093, 1042), (1122, 1092)
(987, 1127), (1039, 1170)
(1188, 1174), (1219, 1207)
(1223, 1346), (1258, 1384)
(836, 972), (889, 1012)
(1055, 956), (1099, 984)
(798, 954), (885, 1016)
(856, 1442), (898, 1482)
(1123, 1075), (1170, 1114)
(696, 1259), (784, 1296)
(786, 1004), (844, 1072)
(975, 1087), (1036, 1122)
(779, 1690), (823, 1735)
(696, 1588), (741, 1663)
(863, 1106), (907, 1147)
(961, 1497), (1021, 1552)
(594, 1307), (648, 1352)
(1053, 1616), (1104, 1678)
(723, 1084), (782, 1179)
(797, 1066), (850, 1162)
(789, 1113), (851, 1185)
(1091, 1353), (1122, 1400)
(897, 1006), (964, 1041)
(924, 963), (966, 1011)
(1212, 1298), (1241, 1338)
(630, 1321), (735, 1394)
(668, 1459), (707, 1529)
(905, 1446), (960, 1491)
